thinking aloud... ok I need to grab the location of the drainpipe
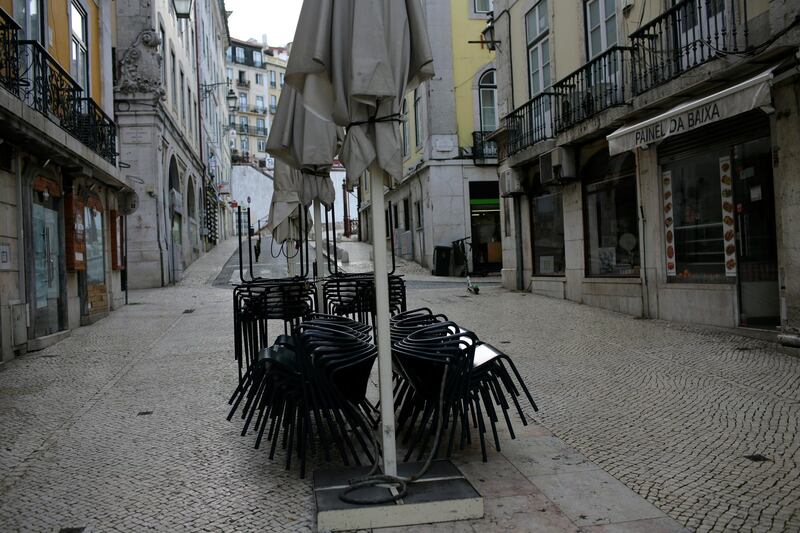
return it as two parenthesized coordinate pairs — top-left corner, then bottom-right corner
(635, 149), (650, 318)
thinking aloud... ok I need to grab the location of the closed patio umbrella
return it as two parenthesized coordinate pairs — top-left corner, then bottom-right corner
(285, 0), (434, 477)
(265, 161), (309, 276)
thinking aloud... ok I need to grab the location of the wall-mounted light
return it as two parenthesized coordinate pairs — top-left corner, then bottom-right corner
(172, 0), (194, 19)
(481, 16), (499, 51)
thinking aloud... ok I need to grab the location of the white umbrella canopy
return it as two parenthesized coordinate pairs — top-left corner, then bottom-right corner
(285, 0), (434, 478)
(267, 84), (338, 208)
(285, 0), (434, 188)
(265, 160), (309, 244)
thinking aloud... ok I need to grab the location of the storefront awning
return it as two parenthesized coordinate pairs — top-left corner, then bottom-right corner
(607, 68), (775, 156)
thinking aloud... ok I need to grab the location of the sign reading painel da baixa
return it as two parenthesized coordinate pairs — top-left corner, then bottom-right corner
(634, 103), (721, 146)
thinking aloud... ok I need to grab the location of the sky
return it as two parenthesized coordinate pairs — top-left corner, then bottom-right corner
(224, 0), (303, 47)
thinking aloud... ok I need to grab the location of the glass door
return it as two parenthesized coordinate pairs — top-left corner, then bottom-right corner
(32, 192), (64, 337)
(732, 138), (779, 327)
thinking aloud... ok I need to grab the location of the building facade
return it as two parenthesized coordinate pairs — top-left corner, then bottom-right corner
(226, 37), (287, 171)
(0, 0), (127, 360)
(116, 0), (216, 288)
(490, 0), (800, 334)
(196, 0), (234, 245)
(357, 0), (501, 275)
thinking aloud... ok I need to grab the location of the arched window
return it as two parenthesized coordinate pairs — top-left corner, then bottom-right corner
(479, 69), (497, 132)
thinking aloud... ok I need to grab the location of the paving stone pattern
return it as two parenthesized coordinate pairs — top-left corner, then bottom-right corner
(0, 239), (796, 532)
(409, 287), (800, 533)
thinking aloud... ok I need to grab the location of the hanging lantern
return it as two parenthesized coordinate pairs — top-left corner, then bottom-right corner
(173, 0), (193, 19)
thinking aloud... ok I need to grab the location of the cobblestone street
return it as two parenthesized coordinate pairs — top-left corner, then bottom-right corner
(0, 238), (798, 532)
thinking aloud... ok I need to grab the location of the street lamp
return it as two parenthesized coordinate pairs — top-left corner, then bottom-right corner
(481, 15), (499, 51)
(200, 81), (238, 112)
(172, 0), (194, 19)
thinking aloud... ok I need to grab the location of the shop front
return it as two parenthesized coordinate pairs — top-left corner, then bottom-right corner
(468, 181), (502, 274)
(608, 70), (781, 329)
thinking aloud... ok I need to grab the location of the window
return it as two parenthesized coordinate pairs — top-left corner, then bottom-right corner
(255, 73), (264, 85)
(235, 47), (244, 62)
(239, 115), (247, 130)
(237, 70), (246, 83)
(413, 88), (422, 147)
(256, 95), (264, 111)
(392, 203), (399, 229)
(171, 50), (177, 109)
(240, 136), (249, 152)
(85, 206), (105, 284)
(585, 0), (617, 58)
(401, 99), (409, 156)
(257, 139), (267, 152)
(478, 70), (497, 132)
(226, 46), (232, 62)
(270, 94), (277, 112)
(160, 25), (166, 83)
(526, 1), (550, 98)
(662, 148), (734, 283)
(69, 2), (88, 90)
(269, 70), (276, 87)
(253, 50), (262, 67)
(403, 198), (410, 230)
(180, 69), (186, 122)
(226, 67), (233, 82)
(280, 72), (285, 87)
(474, 0), (493, 13)
(239, 92), (247, 110)
(256, 117), (265, 134)
(583, 152), (640, 277)
(415, 201), (423, 229)
(530, 192), (565, 275)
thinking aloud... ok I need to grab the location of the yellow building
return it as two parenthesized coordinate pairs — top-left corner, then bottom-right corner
(0, 0), (127, 360)
(359, 0), (500, 273)
(490, 0), (800, 335)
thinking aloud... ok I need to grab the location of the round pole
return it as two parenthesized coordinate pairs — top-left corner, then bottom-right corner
(313, 199), (325, 305)
(369, 167), (397, 477)
(287, 239), (295, 277)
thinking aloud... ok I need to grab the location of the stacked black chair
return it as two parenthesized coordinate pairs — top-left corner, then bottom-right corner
(229, 279), (317, 415)
(323, 273), (407, 324)
(390, 308), (539, 462)
(234, 314), (378, 478)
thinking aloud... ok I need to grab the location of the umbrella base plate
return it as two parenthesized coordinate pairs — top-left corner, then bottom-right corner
(313, 460), (483, 531)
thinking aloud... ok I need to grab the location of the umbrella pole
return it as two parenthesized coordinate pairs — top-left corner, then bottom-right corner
(313, 199), (325, 305)
(287, 239), (295, 277)
(369, 168), (397, 477)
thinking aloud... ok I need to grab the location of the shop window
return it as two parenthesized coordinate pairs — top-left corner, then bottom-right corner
(85, 205), (105, 284)
(662, 149), (733, 283)
(583, 151), (639, 277)
(531, 192), (565, 275)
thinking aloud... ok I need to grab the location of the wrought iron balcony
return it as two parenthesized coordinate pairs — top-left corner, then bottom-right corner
(502, 92), (556, 157)
(472, 131), (497, 161)
(552, 46), (631, 132)
(630, 0), (749, 95)
(17, 40), (116, 165)
(0, 9), (20, 96)
(235, 124), (250, 134)
(253, 126), (267, 137)
(236, 79), (250, 88)
(252, 105), (266, 114)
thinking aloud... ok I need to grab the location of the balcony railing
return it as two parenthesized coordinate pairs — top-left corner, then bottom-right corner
(235, 124), (250, 135)
(0, 9), (20, 96)
(631, 0), (749, 95)
(253, 126), (267, 137)
(502, 92), (555, 157)
(236, 79), (250, 88)
(17, 40), (116, 165)
(552, 46), (631, 132)
(269, 104), (277, 114)
(252, 105), (266, 114)
(472, 131), (497, 160)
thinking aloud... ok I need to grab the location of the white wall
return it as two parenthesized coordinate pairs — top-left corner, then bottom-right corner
(231, 166), (274, 230)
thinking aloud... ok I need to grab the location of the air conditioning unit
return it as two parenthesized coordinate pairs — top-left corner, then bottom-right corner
(540, 147), (577, 186)
(499, 168), (523, 197)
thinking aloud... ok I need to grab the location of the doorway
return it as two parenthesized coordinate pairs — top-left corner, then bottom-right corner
(468, 181), (502, 274)
(31, 188), (64, 338)
(733, 138), (779, 328)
